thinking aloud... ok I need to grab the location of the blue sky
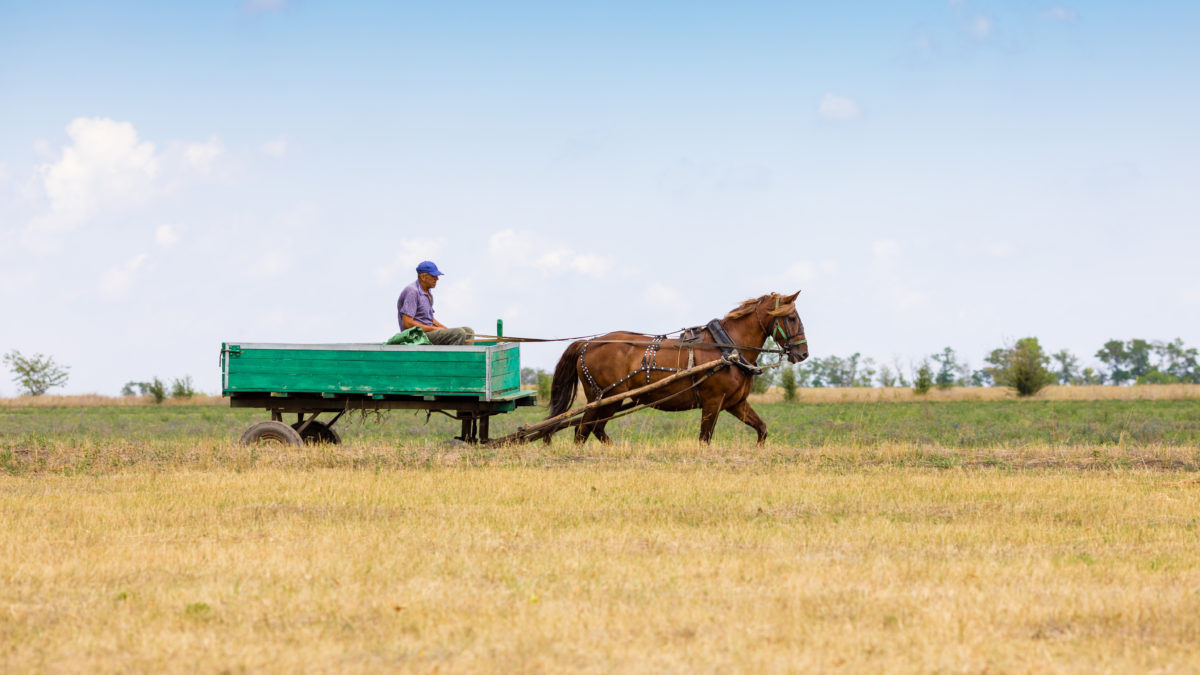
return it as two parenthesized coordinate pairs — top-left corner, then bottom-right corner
(1, 1), (1197, 395)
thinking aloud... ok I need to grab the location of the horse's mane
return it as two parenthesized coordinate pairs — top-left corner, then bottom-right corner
(724, 293), (795, 320)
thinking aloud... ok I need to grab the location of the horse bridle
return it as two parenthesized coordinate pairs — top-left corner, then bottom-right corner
(759, 296), (807, 357)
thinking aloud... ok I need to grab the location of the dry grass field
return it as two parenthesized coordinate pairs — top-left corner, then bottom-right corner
(2, 396), (1199, 672)
(2, 383), (1197, 408)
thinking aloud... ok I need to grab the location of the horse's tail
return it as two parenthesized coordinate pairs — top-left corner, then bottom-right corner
(548, 341), (586, 418)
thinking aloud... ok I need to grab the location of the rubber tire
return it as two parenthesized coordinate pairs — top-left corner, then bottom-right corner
(240, 420), (303, 447)
(292, 420), (341, 445)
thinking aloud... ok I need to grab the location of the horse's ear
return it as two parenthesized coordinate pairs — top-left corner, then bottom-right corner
(784, 290), (801, 303)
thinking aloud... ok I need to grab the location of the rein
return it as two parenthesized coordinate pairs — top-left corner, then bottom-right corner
(471, 334), (789, 355)
(470, 294), (805, 357)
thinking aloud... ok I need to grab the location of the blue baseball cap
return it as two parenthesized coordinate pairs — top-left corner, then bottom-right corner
(416, 260), (444, 276)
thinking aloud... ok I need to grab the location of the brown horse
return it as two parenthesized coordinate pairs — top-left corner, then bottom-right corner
(545, 291), (809, 445)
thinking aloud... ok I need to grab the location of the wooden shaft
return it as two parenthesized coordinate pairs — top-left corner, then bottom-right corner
(496, 356), (731, 443)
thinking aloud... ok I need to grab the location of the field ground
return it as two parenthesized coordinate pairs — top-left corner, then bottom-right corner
(2, 396), (1199, 672)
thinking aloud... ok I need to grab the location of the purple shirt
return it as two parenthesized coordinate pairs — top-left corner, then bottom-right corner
(397, 279), (435, 328)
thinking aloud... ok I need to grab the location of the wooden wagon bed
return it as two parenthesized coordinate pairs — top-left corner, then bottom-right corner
(221, 341), (537, 444)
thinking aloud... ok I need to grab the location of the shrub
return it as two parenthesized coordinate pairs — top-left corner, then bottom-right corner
(146, 377), (167, 404)
(780, 366), (797, 401)
(986, 337), (1056, 397)
(3, 350), (70, 396)
(913, 361), (934, 395)
(171, 376), (197, 399)
(537, 371), (552, 404)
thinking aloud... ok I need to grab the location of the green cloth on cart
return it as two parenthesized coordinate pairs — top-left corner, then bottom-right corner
(385, 326), (432, 346)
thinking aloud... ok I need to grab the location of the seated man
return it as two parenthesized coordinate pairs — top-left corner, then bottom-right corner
(397, 260), (474, 345)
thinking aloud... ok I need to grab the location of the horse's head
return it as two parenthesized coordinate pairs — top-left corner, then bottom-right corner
(765, 291), (809, 364)
(725, 291), (810, 364)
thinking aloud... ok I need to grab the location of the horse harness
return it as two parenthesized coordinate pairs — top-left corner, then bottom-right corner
(578, 319), (764, 401)
(760, 296), (808, 354)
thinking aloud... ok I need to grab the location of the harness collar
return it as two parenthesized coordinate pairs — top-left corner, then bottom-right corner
(707, 319), (762, 375)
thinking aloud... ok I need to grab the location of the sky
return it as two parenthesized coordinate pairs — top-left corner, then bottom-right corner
(1, 1), (1198, 395)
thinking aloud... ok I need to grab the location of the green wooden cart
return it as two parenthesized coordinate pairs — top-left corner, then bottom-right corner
(220, 341), (537, 445)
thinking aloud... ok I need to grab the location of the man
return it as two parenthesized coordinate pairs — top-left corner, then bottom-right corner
(397, 260), (475, 345)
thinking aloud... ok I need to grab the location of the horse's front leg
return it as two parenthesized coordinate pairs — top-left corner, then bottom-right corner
(726, 399), (768, 446)
(698, 394), (726, 444)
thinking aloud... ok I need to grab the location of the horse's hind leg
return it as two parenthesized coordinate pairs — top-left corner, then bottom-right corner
(588, 402), (622, 444)
(726, 399), (768, 446)
(698, 394), (726, 444)
(574, 414), (592, 444)
(576, 403), (619, 445)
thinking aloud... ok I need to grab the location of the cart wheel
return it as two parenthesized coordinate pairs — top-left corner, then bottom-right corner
(240, 421), (303, 446)
(292, 420), (341, 445)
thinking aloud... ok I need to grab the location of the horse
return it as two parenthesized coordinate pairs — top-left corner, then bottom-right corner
(544, 291), (808, 445)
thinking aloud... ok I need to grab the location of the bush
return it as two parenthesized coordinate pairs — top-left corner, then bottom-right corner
(171, 376), (197, 399)
(985, 337), (1056, 397)
(146, 377), (167, 404)
(913, 361), (934, 395)
(3, 350), (70, 396)
(537, 371), (552, 404)
(780, 366), (797, 402)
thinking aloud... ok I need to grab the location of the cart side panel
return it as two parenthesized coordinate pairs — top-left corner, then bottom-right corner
(223, 344), (498, 396)
(488, 344), (521, 398)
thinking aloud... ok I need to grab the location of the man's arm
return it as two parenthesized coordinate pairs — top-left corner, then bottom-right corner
(401, 314), (446, 332)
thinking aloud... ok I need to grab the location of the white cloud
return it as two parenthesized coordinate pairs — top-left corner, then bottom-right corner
(374, 237), (446, 285)
(260, 138), (288, 157)
(184, 136), (224, 173)
(437, 276), (481, 322)
(250, 251), (290, 279)
(818, 94), (861, 122)
(781, 261), (816, 285)
(155, 224), (180, 247)
(488, 229), (612, 279)
(913, 30), (935, 57)
(1040, 7), (1078, 21)
(101, 253), (149, 298)
(534, 247), (575, 272)
(23, 118), (224, 244)
(886, 287), (931, 312)
(970, 14), (993, 39)
(0, 161), (9, 183)
(643, 282), (686, 309)
(35, 117), (159, 230)
(873, 239), (900, 261)
(570, 253), (612, 277)
(762, 259), (836, 293)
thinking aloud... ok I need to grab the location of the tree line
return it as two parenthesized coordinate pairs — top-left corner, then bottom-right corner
(756, 337), (1200, 397)
(7, 337), (1197, 399)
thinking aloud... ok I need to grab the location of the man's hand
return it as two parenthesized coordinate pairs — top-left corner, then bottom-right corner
(401, 315), (444, 332)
